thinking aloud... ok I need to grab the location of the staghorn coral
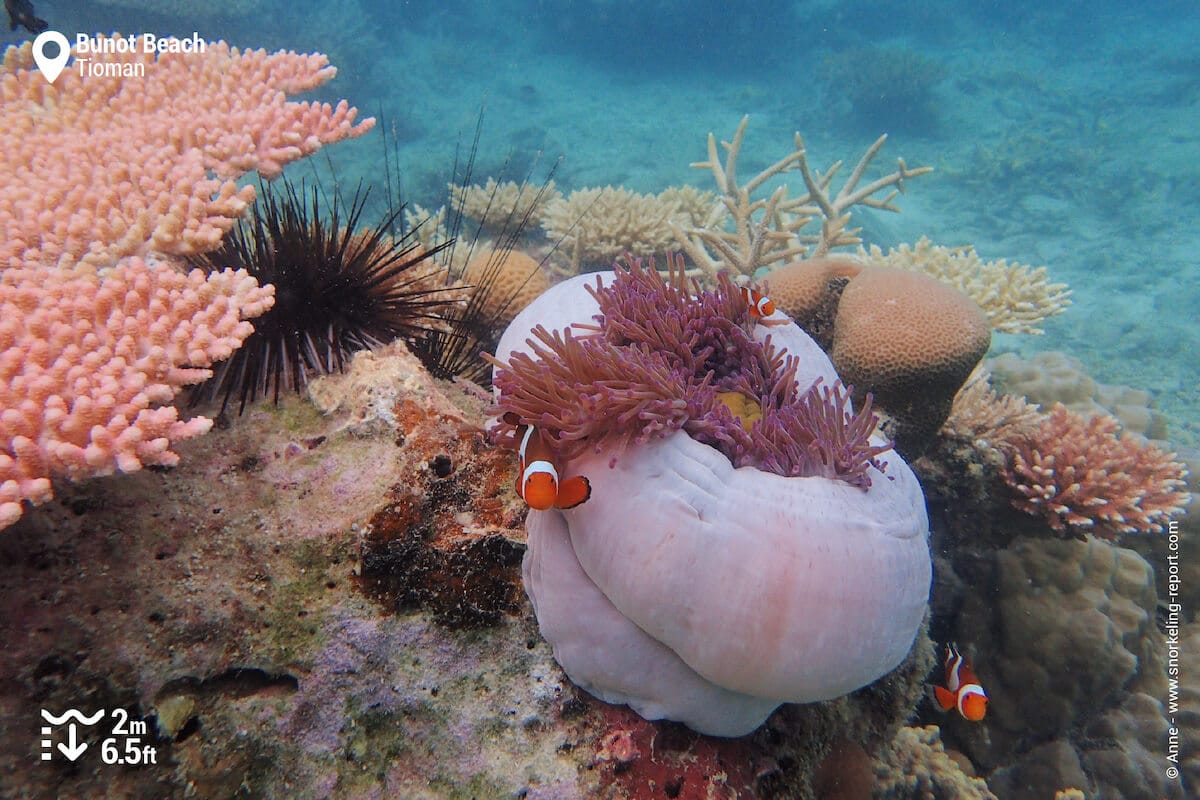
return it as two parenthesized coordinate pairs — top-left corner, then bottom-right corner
(674, 116), (931, 279)
(491, 257), (889, 488)
(1003, 404), (1190, 538)
(0, 259), (274, 528)
(856, 237), (1072, 335)
(492, 256), (930, 735)
(1, 36), (373, 271)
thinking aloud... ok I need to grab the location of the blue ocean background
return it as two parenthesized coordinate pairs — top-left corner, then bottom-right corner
(10, 0), (1199, 443)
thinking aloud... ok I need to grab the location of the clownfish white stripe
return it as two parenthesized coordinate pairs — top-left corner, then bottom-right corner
(522, 459), (558, 487)
(503, 411), (592, 511)
(957, 684), (986, 717)
(740, 286), (775, 318)
(946, 651), (965, 692)
(519, 424), (536, 462)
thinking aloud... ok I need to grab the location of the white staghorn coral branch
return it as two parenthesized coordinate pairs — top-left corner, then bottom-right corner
(678, 116), (932, 276)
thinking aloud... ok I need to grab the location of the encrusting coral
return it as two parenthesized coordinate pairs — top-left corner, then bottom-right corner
(1002, 404), (1190, 539)
(490, 256), (931, 736)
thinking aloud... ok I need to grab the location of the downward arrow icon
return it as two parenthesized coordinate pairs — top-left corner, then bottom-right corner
(57, 723), (87, 761)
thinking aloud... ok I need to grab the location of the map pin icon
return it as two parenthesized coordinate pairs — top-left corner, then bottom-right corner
(32, 31), (71, 84)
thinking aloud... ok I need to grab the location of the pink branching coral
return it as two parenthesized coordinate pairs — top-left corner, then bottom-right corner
(491, 257), (888, 488)
(0, 259), (275, 528)
(0, 35), (374, 270)
(0, 34), (374, 530)
(1002, 403), (1191, 539)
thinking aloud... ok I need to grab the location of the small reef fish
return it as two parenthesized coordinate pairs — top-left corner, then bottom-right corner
(502, 412), (591, 511)
(740, 286), (776, 319)
(5, 0), (47, 33)
(933, 642), (988, 721)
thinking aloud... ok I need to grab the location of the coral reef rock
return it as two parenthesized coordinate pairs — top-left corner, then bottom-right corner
(953, 537), (1172, 786)
(988, 351), (1169, 442)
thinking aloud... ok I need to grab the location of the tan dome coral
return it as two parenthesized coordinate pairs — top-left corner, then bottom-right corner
(831, 267), (991, 456)
(462, 248), (550, 329)
(764, 257), (864, 349)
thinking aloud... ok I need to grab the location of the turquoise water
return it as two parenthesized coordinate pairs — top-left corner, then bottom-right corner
(17, 1), (1196, 444)
(2, 3), (1196, 797)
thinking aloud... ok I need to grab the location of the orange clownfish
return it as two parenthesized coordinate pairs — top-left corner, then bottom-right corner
(933, 642), (988, 721)
(503, 412), (591, 511)
(740, 286), (776, 319)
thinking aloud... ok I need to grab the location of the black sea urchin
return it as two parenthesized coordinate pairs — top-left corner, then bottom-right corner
(188, 181), (459, 414)
(410, 176), (559, 387)
(400, 120), (559, 388)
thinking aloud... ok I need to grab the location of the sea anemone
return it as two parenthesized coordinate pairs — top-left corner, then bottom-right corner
(491, 256), (931, 736)
(188, 181), (460, 413)
(491, 256), (890, 488)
